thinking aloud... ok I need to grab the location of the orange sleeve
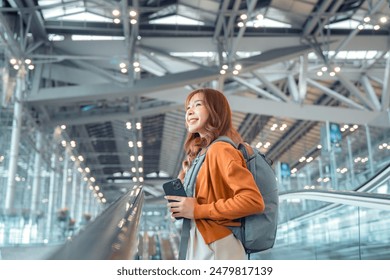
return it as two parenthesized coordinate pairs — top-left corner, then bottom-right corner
(194, 142), (265, 220)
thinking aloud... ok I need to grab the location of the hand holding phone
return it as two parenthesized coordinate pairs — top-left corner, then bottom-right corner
(163, 179), (187, 219)
(163, 178), (187, 202)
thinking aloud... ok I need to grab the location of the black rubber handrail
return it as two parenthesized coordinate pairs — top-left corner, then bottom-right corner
(48, 186), (144, 260)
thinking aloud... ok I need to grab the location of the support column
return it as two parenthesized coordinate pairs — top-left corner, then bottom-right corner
(346, 136), (355, 189)
(30, 130), (43, 221)
(70, 165), (78, 222)
(77, 179), (85, 226)
(45, 142), (58, 241)
(61, 148), (70, 208)
(365, 125), (375, 176)
(5, 66), (25, 212)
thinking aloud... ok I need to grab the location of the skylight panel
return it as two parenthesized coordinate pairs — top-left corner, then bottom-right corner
(149, 15), (205, 25)
(246, 18), (292, 28)
(325, 19), (361, 29)
(169, 52), (214, 57)
(72, 35), (124, 41)
(71, 35), (124, 41)
(58, 12), (112, 22)
(48, 34), (65, 41)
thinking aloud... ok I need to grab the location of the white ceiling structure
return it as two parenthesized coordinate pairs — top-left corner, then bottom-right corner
(0, 0), (389, 203)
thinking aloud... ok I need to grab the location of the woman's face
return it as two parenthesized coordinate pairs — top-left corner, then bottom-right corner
(186, 92), (209, 137)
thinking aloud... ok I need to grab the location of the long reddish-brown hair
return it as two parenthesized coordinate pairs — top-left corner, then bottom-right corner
(178, 88), (243, 180)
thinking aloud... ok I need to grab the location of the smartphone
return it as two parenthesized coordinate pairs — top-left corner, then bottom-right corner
(162, 178), (187, 202)
(163, 179), (187, 219)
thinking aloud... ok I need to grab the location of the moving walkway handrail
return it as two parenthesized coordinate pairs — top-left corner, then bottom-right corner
(48, 186), (144, 260)
(355, 162), (390, 192)
(280, 189), (390, 210)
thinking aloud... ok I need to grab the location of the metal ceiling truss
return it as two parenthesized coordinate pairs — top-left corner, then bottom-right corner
(1, 0), (389, 203)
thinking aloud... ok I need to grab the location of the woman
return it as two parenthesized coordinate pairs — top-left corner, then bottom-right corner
(165, 88), (265, 260)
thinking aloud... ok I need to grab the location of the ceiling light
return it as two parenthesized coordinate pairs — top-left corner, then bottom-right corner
(357, 24), (364, 30)
(380, 16), (387, 23)
(129, 10), (137, 17)
(363, 16), (370, 23)
(220, 69), (226, 75)
(113, 18), (120, 24)
(112, 9), (120, 16)
(237, 22), (244, 28)
(374, 25), (380, 30)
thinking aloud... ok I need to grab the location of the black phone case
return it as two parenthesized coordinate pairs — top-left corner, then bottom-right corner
(162, 179), (187, 202)
(163, 179), (187, 219)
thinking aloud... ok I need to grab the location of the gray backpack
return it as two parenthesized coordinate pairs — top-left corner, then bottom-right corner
(181, 136), (279, 257)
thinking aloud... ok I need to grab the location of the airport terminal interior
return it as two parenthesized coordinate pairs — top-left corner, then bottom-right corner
(0, 0), (389, 260)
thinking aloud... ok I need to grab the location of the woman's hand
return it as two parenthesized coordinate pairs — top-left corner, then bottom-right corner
(165, 196), (197, 219)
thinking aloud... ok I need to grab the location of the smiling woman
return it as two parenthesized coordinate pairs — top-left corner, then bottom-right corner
(164, 88), (265, 260)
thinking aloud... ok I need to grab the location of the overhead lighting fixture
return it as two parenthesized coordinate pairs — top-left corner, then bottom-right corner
(380, 16), (387, 24)
(112, 9), (120, 17)
(129, 10), (137, 17)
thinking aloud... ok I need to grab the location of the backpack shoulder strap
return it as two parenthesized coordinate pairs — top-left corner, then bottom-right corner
(214, 136), (237, 148)
(214, 136), (255, 161)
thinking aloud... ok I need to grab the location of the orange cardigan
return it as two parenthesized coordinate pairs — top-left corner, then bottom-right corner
(192, 141), (265, 244)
